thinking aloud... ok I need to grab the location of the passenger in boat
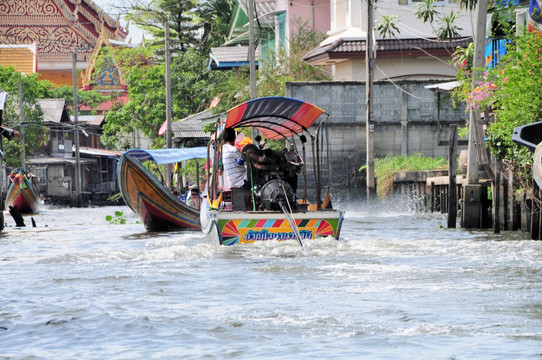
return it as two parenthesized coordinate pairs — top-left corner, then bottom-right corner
(186, 186), (202, 210)
(222, 127), (247, 190)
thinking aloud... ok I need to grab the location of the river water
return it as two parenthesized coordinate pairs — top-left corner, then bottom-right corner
(1, 203), (541, 359)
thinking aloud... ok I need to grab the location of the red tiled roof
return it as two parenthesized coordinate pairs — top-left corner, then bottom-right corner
(79, 95), (129, 112)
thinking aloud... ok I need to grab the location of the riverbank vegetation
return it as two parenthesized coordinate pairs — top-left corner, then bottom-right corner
(371, 153), (448, 199)
(452, 28), (542, 187)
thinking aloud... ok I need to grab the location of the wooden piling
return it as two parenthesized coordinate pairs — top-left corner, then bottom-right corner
(448, 125), (457, 228)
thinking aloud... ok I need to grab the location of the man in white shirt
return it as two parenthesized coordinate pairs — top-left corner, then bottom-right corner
(222, 127), (247, 190)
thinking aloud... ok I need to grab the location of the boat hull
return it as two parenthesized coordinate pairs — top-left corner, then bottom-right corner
(202, 203), (343, 246)
(5, 176), (40, 214)
(118, 154), (201, 232)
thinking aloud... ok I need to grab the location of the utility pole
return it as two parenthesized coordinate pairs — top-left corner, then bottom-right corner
(365, 0), (375, 202)
(467, 0), (488, 184)
(72, 50), (81, 206)
(19, 81), (25, 169)
(463, 0), (488, 228)
(165, 19), (173, 190)
(248, 0), (259, 140)
(248, 0), (256, 99)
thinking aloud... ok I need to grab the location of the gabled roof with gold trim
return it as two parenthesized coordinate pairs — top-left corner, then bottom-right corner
(83, 29), (138, 89)
(0, 0), (128, 64)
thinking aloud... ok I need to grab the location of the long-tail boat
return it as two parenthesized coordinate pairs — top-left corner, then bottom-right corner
(5, 168), (41, 214)
(118, 148), (207, 231)
(200, 97), (344, 246)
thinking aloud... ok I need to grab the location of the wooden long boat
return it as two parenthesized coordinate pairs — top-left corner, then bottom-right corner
(118, 148), (207, 232)
(200, 97), (344, 246)
(5, 168), (41, 214)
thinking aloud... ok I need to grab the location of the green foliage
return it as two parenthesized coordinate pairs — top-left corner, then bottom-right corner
(105, 210), (127, 224)
(101, 44), (229, 149)
(107, 193), (123, 202)
(364, 153), (448, 198)
(451, 43), (474, 108)
(100, 45), (166, 149)
(376, 15), (401, 39)
(415, 0), (440, 24)
(0, 66), (53, 167)
(124, 0), (232, 54)
(176, 158), (207, 184)
(451, 29), (542, 186)
(483, 29), (542, 184)
(196, 0), (234, 53)
(49, 84), (110, 115)
(415, 0), (475, 41)
(436, 11), (462, 41)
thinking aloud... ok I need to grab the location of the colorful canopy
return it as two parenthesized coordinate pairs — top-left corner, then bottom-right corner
(225, 97), (326, 140)
(123, 147), (208, 165)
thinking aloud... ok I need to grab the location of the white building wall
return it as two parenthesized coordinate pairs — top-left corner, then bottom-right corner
(327, 0), (476, 40)
(334, 56), (458, 82)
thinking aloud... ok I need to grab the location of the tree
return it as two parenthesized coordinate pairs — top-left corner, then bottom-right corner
(100, 45), (165, 149)
(376, 15), (401, 39)
(49, 85), (110, 115)
(0, 66), (53, 167)
(197, 0), (234, 53)
(120, 0), (233, 54)
(101, 44), (229, 149)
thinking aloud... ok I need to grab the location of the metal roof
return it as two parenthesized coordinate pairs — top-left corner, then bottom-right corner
(71, 115), (105, 126)
(37, 99), (70, 124)
(77, 147), (122, 157)
(172, 109), (216, 139)
(425, 81), (460, 92)
(209, 46), (260, 69)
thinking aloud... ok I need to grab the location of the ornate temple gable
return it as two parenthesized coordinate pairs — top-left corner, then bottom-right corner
(0, 0), (68, 20)
(0, 0), (127, 64)
(83, 29), (127, 90)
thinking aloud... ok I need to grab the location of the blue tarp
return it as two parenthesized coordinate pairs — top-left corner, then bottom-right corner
(123, 147), (208, 164)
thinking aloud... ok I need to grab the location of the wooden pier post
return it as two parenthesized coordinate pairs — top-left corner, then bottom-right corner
(448, 125), (457, 228)
(492, 159), (501, 234)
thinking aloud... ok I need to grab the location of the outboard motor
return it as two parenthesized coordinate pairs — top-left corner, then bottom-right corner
(242, 142), (304, 210)
(259, 179), (296, 211)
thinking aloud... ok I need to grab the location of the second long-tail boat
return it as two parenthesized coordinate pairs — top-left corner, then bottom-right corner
(118, 148), (207, 231)
(5, 168), (41, 214)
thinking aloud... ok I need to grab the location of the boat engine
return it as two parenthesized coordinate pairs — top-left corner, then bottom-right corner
(241, 143), (303, 211)
(259, 179), (296, 211)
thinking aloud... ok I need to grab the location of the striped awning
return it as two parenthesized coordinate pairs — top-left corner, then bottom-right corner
(224, 97), (326, 140)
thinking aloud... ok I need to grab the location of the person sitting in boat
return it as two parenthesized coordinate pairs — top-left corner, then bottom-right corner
(186, 186), (202, 210)
(222, 127), (247, 190)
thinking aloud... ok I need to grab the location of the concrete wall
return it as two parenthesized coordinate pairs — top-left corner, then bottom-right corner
(285, 80), (468, 201)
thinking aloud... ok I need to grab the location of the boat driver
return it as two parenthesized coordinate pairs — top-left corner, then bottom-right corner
(222, 127), (248, 190)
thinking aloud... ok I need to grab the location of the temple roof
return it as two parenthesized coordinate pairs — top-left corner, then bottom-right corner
(0, 0), (128, 64)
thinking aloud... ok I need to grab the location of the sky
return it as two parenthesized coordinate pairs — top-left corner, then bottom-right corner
(92, 0), (148, 44)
